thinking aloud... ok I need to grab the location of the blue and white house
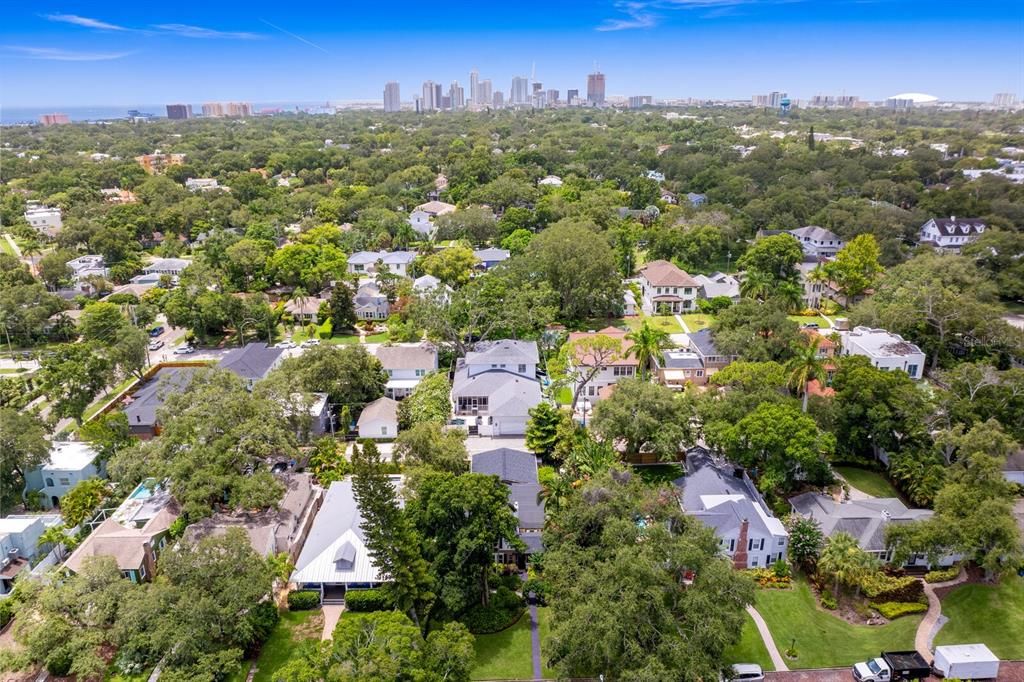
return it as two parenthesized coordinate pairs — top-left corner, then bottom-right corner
(25, 442), (102, 510)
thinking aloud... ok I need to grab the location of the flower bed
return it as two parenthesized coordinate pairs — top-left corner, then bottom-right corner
(745, 567), (792, 589)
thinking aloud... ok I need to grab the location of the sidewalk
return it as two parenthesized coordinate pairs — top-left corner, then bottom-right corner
(914, 568), (968, 662)
(746, 605), (789, 672)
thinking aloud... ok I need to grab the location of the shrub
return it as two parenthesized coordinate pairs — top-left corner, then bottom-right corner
(925, 565), (960, 584)
(246, 601), (281, 655)
(522, 578), (549, 605)
(45, 648), (73, 676)
(859, 573), (924, 603)
(491, 586), (525, 612)
(820, 591), (837, 610)
(287, 590), (321, 611)
(316, 318), (333, 340)
(345, 588), (394, 612)
(744, 567), (792, 589)
(497, 573), (522, 592)
(870, 601), (928, 619)
(0, 600), (12, 629)
(462, 605), (525, 634)
(772, 559), (791, 578)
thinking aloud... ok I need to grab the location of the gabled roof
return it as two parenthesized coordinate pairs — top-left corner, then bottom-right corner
(452, 368), (542, 416)
(219, 343), (283, 382)
(925, 217), (987, 236)
(473, 248), (510, 262)
(640, 259), (699, 287)
(566, 326), (636, 366)
(789, 492), (932, 552)
(789, 226), (843, 244)
(357, 397), (399, 426)
(123, 367), (199, 427)
(348, 250), (417, 265)
(414, 200), (456, 215)
(471, 448), (539, 485)
(374, 344), (437, 370)
(413, 274), (441, 291)
(686, 328), (719, 357)
(465, 339), (538, 366)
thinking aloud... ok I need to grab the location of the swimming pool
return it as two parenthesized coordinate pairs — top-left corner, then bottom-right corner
(128, 479), (158, 500)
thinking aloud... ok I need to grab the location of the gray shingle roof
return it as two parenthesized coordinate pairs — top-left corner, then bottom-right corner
(123, 367), (198, 427)
(465, 339), (539, 366)
(788, 492), (934, 553)
(219, 343), (283, 381)
(374, 344), (437, 370)
(471, 448), (538, 484)
(687, 329), (718, 357)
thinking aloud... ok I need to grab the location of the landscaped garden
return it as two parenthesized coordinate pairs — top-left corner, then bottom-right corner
(754, 576), (921, 669)
(634, 463), (685, 485)
(935, 577), (1024, 659)
(723, 613), (775, 671)
(469, 609), (536, 681)
(834, 466), (904, 500)
(627, 314), (684, 334)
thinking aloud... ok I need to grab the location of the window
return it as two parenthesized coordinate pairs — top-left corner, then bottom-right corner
(518, 364), (526, 373)
(139, 563), (147, 580)
(45, 478), (54, 487)
(588, 385), (596, 396)
(907, 364), (918, 377)
(387, 369), (394, 377)
(696, 370), (704, 377)
(778, 538), (785, 546)
(381, 426), (388, 435)
(613, 366), (634, 377)
(751, 558), (758, 567)
(415, 369), (425, 377)
(59, 477), (71, 487)
(728, 538), (735, 552)
(457, 396), (488, 412)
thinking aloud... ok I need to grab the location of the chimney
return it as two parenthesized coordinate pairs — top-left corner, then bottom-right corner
(733, 519), (750, 570)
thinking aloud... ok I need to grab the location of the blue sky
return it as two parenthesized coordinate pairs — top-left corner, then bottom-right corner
(2, 0), (1022, 106)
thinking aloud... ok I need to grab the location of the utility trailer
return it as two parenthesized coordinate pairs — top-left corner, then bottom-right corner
(932, 644), (1000, 680)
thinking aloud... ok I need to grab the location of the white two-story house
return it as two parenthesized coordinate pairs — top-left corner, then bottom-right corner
(638, 260), (700, 314)
(24, 202), (63, 237)
(838, 326), (926, 380)
(918, 216), (987, 253)
(788, 226), (845, 258)
(374, 344), (439, 399)
(347, 251), (417, 278)
(451, 340), (542, 436)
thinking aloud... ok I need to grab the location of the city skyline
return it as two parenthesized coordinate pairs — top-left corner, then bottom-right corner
(1, 1), (1021, 106)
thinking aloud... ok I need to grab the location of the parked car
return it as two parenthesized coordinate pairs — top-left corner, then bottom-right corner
(148, 326), (165, 337)
(275, 341), (297, 349)
(148, 340), (164, 351)
(300, 339), (321, 347)
(802, 322), (820, 329)
(726, 664), (764, 682)
(173, 345), (195, 355)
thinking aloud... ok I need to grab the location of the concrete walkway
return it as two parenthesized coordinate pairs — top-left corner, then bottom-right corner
(321, 604), (345, 640)
(746, 605), (789, 672)
(674, 313), (690, 334)
(528, 604), (542, 680)
(914, 568), (968, 663)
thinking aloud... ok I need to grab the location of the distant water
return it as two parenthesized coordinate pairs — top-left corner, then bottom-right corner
(1, 101), (362, 125)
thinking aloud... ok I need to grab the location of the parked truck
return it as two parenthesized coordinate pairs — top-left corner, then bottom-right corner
(932, 644), (1000, 680)
(852, 651), (931, 682)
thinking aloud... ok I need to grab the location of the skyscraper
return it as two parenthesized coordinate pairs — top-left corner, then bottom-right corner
(993, 92), (1018, 108)
(567, 89), (580, 106)
(493, 91), (504, 109)
(587, 71), (606, 105)
(480, 80), (493, 108)
(547, 89), (559, 106)
(449, 81), (465, 110)
(202, 102), (225, 117)
(166, 104), (192, 120)
(421, 81), (437, 111)
(384, 82), (401, 112)
(511, 77), (529, 105)
(470, 69), (480, 106)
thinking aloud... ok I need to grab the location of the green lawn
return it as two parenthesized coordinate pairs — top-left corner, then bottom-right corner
(365, 332), (389, 343)
(82, 375), (139, 423)
(0, 234), (15, 257)
(679, 313), (715, 332)
(290, 326), (364, 345)
(754, 577), (921, 669)
(723, 613), (775, 672)
(536, 606), (554, 679)
(788, 315), (832, 329)
(627, 314), (685, 334)
(834, 466), (903, 500)
(634, 463), (685, 485)
(470, 610), (534, 680)
(935, 577), (1024, 659)
(230, 609), (322, 682)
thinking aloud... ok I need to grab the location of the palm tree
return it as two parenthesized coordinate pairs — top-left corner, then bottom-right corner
(739, 270), (773, 301)
(290, 287), (308, 328)
(625, 320), (673, 380)
(38, 524), (76, 562)
(817, 532), (877, 597)
(774, 281), (805, 313)
(787, 335), (825, 412)
(538, 473), (573, 515)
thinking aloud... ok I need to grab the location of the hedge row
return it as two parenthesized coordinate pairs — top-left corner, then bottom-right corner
(860, 573), (924, 603)
(870, 601), (928, 619)
(925, 565), (960, 583)
(345, 588), (393, 612)
(288, 590), (321, 611)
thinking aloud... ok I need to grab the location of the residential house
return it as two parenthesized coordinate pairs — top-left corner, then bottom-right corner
(142, 258), (191, 277)
(1002, 450), (1024, 486)
(374, 344), (438, 399)
(473, 248), (510, 270)
(347, 251), (416, 278)
(693, 272), (741, 302)
(796, 259), (828, 309)
(638, 259), (700, 314)
(130, 272), (166, 288)
(838, 326), (926, 380)
(789, 226), (845, 258)
(538, 175), (563, 187)
(410, 200), (456, 238)
(451, 340), (542, 436)
(0, 514), (63, 594)
(789, 492), (957, 567)
(683, 329), (737, 380)
(470, 448), (544, 566)
(285, 296), (327, 324)
(66, 255), (109, 294)
(413, 200), (457, 218)
(281, 392), (332, 439)
(25, 441), (102, 510)
(65, 479), (180, 583)
(676, 447), (788, 568)
(686, 192), (707, 208)
(660, 189), (678, 205)
(803, 328), (838, 397)
(918, 216), (987, 253)
(654, 349), (706, 389)
(185, 177), (221, 192)
(565, 326), (637, 403)
(290, 477), (398, 603)
(23, 202), (62, 237)
(623, 290), (637, 316)
(354, 282), (389, 320)
(357, 397), (399, 439)
(184, 473), (321, 560)
(100, 188), (137, 204)
(123, 367), (199, 439)
(219, 342), (284, 389)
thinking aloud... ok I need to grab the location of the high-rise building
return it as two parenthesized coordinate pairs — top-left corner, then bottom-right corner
(449, 81), (465, 110)
(567, 89), (580, 106)
(202, 102), (225, 117)
(166, 104), (193, 120)
(511, 77), (529, 105)
(421, 81), (438, 111)
(384, 82), (401, 112)
(38, 113), (70, 126)
(225, 102), (252, 117)
(547, 89), (559, 106)
(993, 92), (1018, 108)
(480, 80), (493, 108)
(768, 91), (787, 108)
(414, 95), (424, 114)
(628, 95), (653, 109)
(434, 83), (443, 110)
(587, 71), (606, 105)
(493, 91), (504, 109)
(470, 69), (480, 106)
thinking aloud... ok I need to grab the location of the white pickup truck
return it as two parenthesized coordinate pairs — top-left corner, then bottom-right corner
(852, 651), (930, 682)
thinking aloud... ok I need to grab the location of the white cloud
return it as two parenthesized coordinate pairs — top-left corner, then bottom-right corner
(598, 0), (800, 30)
(4, 46), (133, 61)
(44, 14), (129, 31)
(152, 24), (261, 40)
(597, 3), (659, 31)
